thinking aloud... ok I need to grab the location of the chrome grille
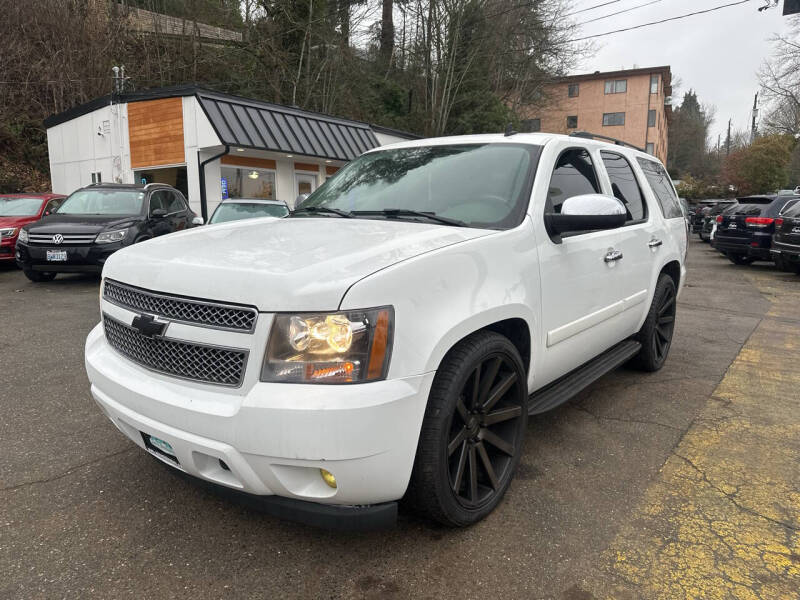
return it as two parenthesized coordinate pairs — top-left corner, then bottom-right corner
(104, 279), (257, 333)
(29, 233), (96, 245)
(103, 314), (247, 387)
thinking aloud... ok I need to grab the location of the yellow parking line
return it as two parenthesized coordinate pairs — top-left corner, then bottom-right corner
(598, 274), (800, 599)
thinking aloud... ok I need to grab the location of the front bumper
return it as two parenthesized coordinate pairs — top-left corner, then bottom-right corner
(85, 323), (434, 525)
(15, 241), (122, 272)
(0, 237), (17, 261)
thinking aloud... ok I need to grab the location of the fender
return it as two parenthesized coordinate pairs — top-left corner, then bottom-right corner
(339, 221), (542, 391)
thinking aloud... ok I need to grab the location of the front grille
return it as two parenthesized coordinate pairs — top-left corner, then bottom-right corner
(29, 233), (96, 245)
(103, 314), (248, 387)
(104, 279), (257, 333)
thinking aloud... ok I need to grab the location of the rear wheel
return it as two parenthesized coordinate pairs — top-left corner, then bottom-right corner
(728, 253), (754, 265)
(23, 268), (56, 282)
(699, 230), (709, 242)
(630, 274), (676, 372)
(406, 331), (528, 527)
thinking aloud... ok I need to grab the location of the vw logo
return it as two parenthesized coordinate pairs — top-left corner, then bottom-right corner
(52, 234), (64, 245)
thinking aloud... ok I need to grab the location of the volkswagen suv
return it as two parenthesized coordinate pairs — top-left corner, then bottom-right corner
(16, 183), (201, 281)
(84, 134), (686, 529)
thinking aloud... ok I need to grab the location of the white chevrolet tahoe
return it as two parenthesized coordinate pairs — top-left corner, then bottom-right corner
(85, 133), (687, 529)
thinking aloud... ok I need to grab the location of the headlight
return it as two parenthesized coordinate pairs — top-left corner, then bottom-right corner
(261, 307), (393, 384)
(1, 227), (18, 239)
(16, 228), (28, 243)
(95, 229), (128, 244)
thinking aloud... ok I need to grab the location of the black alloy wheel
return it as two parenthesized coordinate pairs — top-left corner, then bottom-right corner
(406, 331), (528, 526)
(630, 274), (677, 372)
(447, 354), (525, 509)
(651, 283), (676, 365)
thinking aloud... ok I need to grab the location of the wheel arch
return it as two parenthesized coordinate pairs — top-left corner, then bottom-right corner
(428, 310), (534, 379)
(660, 259), (681, 289)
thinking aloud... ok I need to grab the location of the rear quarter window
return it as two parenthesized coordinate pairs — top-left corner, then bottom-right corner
(636, 158), (682, 219)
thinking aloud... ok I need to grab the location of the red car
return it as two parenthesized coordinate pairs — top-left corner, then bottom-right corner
(0, 194), (66, 264)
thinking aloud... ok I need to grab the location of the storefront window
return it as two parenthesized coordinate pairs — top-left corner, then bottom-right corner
(220, 166), (276, 200)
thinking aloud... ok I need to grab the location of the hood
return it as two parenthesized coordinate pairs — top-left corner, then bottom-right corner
(103, 217), (494, 311)
(0, 215), (39, 229)
(27, 214), (140, 234)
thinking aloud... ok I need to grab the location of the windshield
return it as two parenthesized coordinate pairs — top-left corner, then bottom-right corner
(210, 202), (289, 224)
(0, 197), (43, 217)
(57, 189), (144, 216)
(297, 143), (539, 229)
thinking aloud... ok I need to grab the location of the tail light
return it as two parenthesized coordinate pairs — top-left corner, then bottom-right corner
(775, 218), (784, 228)
(716, 215), (723, 223)
(745, 217), (774, 228)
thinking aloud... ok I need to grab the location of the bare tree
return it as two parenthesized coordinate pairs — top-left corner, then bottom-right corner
(759, 18), (800, 137)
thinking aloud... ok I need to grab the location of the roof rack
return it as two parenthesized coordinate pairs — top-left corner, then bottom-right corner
(569, 131), (645, 153)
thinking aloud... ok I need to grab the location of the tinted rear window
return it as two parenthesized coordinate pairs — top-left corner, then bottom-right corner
(636, 158), (682, 219)
(733, 204), (767, 216)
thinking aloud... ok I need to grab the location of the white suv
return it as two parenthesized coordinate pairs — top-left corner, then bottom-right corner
(85, 133), (686, 528)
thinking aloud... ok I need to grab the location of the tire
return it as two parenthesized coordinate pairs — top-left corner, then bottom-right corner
(630, 274), (676, 372)
(23, 268), (56, 282)
(699, 231), (709, 242)
(405, 331), (528, 527)
(728, 253), (754, 265)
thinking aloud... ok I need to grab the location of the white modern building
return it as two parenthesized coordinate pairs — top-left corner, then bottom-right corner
(44, 86), (416, 220)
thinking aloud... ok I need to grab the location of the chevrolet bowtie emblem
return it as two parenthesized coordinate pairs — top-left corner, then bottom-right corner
(131, 314), (167, 338)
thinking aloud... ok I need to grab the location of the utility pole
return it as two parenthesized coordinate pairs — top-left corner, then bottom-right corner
(726, 118), (732, 156)
(751, 92), (759, 143)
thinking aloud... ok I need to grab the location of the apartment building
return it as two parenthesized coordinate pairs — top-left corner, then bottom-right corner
(520, 66), (672, 164)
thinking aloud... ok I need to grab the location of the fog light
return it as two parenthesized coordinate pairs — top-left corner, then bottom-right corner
(320, 468), (337, 488)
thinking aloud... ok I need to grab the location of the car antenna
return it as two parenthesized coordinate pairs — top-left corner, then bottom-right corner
(504, 123), (517, 137)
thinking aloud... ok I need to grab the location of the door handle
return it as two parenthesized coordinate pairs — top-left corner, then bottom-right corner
(604, 249), (623, 263)
(648, 238), (663, 248)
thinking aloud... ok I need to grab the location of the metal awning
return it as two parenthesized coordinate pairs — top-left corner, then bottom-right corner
(197, 91), (379, 162)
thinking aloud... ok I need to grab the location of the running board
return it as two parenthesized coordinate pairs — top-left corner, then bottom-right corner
(528, 340), (642, 415)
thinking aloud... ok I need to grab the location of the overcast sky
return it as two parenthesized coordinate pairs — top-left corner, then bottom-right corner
(573, 0), (791, 144)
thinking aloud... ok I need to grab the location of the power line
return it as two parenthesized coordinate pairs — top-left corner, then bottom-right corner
(565, 0), (623, 18)
(580, 0), (667, 25)
(571, 0), (756, 42)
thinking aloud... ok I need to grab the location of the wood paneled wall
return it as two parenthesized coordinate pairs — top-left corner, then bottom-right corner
(221, 155), (277, 170)
(128, 98), (185, 169)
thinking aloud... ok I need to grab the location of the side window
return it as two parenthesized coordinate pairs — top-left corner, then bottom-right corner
(166, 191), (187, 213)
(546, 148), (600, 213)
(600, 151), (646, 222)
(148, 191), (168, 214)
(636, 158), (682, 219)
(45, 198), (62, 214)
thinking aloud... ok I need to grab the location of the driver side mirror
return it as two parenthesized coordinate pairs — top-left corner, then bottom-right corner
(150, 208), (168, 219)
(545, 194), (626, 241)
(191, 216), (204, 226)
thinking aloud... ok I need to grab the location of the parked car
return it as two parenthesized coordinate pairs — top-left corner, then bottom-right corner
(709, 204), (739, 248)
(700, 202), (737, 243)
(208, 198), (289, 224)
(0, 194), (65, 264)
(691, 200), (735, 235)
(85, 133), (686, 528)
(16, 183), (201, 282)
(714, 194), (799, 265)
(771, 199), (800, 273)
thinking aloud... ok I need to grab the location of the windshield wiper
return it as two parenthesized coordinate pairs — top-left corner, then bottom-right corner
(352, 209), (467, 227)
(291, 206), (354, 218)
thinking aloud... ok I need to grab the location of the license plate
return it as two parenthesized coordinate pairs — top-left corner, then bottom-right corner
(46, 250), (67, 261)
(142, 432), (179, 464)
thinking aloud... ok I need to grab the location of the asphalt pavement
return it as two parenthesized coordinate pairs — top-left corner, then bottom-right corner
(1, 238), (797, 599)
